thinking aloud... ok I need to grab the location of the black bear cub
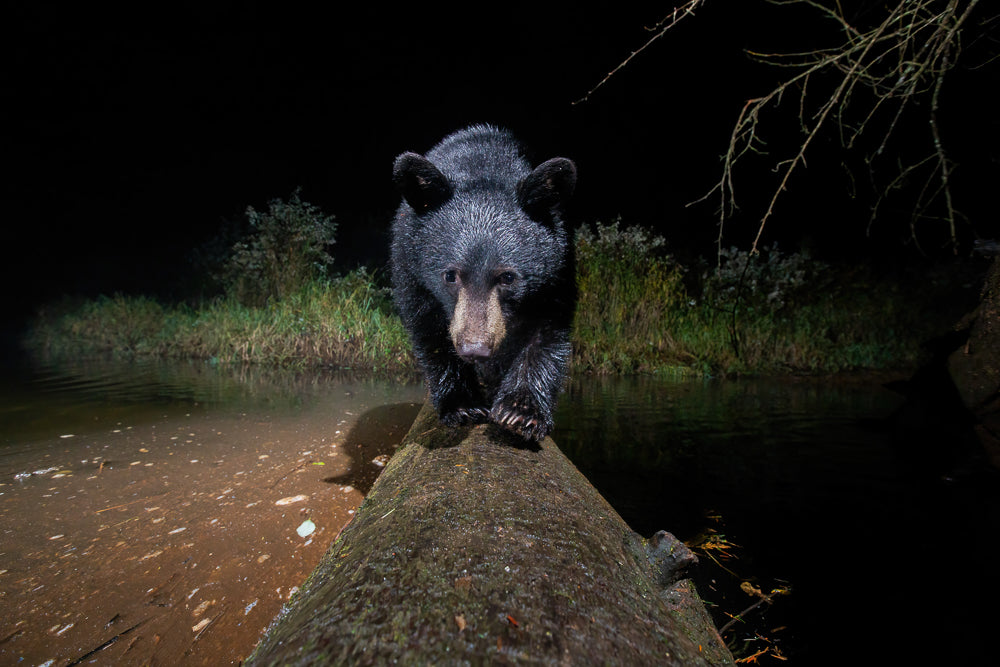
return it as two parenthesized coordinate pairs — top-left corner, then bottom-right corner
(391, 125), (576, 441)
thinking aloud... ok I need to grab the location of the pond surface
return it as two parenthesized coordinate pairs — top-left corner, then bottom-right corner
(0, 359), (426, 665)
(1, 359), (997, 665)
(556, 374), (1000, 665)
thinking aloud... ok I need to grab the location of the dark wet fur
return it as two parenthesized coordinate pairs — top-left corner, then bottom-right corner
(390, 125), (576, 441)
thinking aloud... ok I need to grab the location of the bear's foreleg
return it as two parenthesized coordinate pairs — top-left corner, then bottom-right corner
(395, 280), (491, 427)
(413, 330), (490, 427)
(490, 331), (571, 441)
(427, 355), (490, 427)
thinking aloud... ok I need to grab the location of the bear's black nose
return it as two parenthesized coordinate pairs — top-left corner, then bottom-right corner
(457, 341), (491, 361)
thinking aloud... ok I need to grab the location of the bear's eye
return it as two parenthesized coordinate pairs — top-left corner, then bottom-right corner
(443, 269), (458, 284)
(497, 271), (517, 286)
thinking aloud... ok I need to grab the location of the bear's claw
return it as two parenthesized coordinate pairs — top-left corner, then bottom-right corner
(491, 402), (550, 441)
(440, 406), (489, 428)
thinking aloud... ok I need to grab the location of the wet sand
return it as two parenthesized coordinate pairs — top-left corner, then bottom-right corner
(0, 394), (423, 665)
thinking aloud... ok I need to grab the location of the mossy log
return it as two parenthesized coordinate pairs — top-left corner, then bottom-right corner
(249, 402), (733, 665)
(949, 255), (1000, 467)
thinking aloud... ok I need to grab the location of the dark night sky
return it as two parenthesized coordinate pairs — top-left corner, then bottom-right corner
(6, 2), (999, 327)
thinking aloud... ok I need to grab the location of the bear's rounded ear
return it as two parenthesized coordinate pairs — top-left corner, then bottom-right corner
(517, 157), (577, 223)
(393, 152), (453, 212)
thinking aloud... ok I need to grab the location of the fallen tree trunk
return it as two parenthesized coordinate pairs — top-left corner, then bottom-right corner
(249, 402), (733, 665)
(949, 254), (1000, 468)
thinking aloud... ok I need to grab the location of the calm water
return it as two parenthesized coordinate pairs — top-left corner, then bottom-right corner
(2, 359), (997, 664)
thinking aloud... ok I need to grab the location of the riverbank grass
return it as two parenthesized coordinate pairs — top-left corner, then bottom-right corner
(24, 221), (978, 376)
(571, 221), (969, 375)
(27, 269), (413, 372)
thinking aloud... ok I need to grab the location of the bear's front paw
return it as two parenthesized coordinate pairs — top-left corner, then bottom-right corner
(491, 396), (552, 441)
(439, 405), (489, 428)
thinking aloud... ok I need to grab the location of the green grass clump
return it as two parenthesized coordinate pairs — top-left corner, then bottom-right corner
(570, 221), (969, 376)
(29, 294), (172, 358)
(25, 214), (973, 377)
(573, 219), (695, 375)
(192, 270), (412, 369)
(27, 269), (414, 372)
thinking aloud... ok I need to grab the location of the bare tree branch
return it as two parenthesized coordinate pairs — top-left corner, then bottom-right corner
(700, 0), (982, 255)
(573, 1), (708, 105)
(579, 1), (990, 256)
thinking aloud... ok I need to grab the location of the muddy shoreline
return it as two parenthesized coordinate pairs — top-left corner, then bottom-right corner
(0, 395), (422, 665)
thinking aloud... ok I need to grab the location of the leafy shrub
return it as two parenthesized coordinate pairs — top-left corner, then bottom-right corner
(701, 245), (830, 314)
(26, 212), (965, 377)
(223, 189), (336, 305)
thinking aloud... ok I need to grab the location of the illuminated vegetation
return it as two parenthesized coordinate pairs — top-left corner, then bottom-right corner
(571, 220), (975, 375)
(25, 223), (975, 375)
(27, 270), (413, 372)
(22, 194), (979, 375)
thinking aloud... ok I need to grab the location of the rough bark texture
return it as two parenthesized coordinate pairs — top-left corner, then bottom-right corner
(949, 255), (1000, 467)
(249, 402), (733, 666)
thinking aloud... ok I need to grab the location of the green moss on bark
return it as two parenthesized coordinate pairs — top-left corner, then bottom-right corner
(249, 403), (732, 665)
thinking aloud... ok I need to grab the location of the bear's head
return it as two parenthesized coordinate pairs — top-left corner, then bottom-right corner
(393, 150), (576, 363)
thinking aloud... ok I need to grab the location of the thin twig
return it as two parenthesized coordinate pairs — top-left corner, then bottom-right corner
(573, 1), (708, 105)
(701, 0), (979, 255)
(750, 2), (909, 253)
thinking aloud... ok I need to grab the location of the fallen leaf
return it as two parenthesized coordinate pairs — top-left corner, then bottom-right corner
(275, 494), (309, 506)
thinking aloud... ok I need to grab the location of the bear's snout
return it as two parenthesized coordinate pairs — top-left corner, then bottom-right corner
(455, 339), (492, 361)
(449, 285), (506, 362)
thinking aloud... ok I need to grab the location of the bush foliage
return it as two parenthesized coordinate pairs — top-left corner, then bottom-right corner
(570, 221), (969, 375)
(24, 212), (975, 376)
(222, 189), (336, 306)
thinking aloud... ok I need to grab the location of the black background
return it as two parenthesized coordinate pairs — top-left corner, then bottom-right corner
(6, 2), (998, 322)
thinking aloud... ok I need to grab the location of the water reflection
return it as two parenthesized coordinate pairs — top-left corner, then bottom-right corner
(553, 374), (904, 538)
(0, 359), (426, 666)
(0, 357), (422, 445)
(554, 374), (998, 665)
(2, 360), (995, 664)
